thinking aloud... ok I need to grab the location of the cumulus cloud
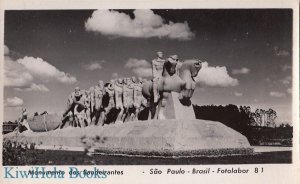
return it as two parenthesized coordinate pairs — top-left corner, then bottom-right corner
(125, 58), (152, 78)
(5, 97), (24, 107)
(4, 46), (77, 92)
(83, 60), (105, 71)
(125, 58), (151, 68)
(15, 83), (49, 92)
(4, 58), (34, 88)
(194, 62), (239, 87)
(16, 56), (77, 84)
(132, 68), (153, 78)
(234, 92), (243, 97)
(85, 10), (194, 41)
(270, 91), (286, 98)
(232, 67), (250, 75)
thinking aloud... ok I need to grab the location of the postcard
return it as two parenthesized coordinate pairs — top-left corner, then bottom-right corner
(1, 0), (299, 184)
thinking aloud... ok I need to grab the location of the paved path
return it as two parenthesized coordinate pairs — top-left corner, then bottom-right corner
(252, 146), (292, 152)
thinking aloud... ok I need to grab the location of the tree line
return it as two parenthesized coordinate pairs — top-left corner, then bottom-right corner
(193, 104), (292, 145)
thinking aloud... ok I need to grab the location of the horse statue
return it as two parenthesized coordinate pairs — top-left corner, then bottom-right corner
(142, 58), (202, 119)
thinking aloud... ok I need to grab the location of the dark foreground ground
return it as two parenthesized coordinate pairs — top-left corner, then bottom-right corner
(3, 149), (292, 165)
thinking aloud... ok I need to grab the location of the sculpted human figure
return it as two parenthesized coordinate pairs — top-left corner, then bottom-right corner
(83, 89), (92, 126)
(93, 80), (105, 125)
(60, 111), (73, 129)
(89, 86), (95, 115)
(173, 55), (182, 76)
(141, 78), (149, 108)
(74, 89), (90, 128)
(17, 108), (30, 132)
(133, 77), (140, 109)
(103, 79), (116, 125)
(133, 77), (147, 120)
(62, 87), (86, 127)
(114, 78), (124, 124)
(122, 77), (135, 122)
(152, 51), (165, 103)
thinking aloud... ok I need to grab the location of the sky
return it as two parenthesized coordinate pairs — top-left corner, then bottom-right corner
(3, 9), (293, 124)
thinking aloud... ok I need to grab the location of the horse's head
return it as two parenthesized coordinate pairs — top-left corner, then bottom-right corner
(180, 59), (203, 78)
(163, 55), (178, 76)
(176, 59), (203, 102)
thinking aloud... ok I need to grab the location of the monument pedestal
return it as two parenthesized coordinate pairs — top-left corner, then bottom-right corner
(159, 92), (195, 120)
(4, 92), (253, 156)
(4, 119), (253, 156)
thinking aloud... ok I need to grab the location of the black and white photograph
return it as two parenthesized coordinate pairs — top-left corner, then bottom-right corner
(2, 8), (295, 166)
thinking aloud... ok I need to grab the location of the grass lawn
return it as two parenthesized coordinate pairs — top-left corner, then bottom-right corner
(3, 149), (292, 165)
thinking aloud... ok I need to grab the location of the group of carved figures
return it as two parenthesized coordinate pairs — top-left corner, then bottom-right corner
(60, 52), (203, 128)
(60, 77), (148, 128)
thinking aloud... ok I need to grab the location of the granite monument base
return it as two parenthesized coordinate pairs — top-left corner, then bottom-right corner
(4, 119), (253, 156)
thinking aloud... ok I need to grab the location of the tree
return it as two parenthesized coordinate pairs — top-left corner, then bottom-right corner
(285, 123), (291, 128)
(250, 112), (258, 126)
(259, 109), (267, 127)
(254, 109), (263, 126)
(266, 108), (277, 127)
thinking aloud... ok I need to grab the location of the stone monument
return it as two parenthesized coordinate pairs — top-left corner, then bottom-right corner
(4, 57), (253, 157)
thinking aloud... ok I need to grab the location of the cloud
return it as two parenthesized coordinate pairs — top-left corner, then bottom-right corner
(85, 10), (194, 41)
(132, 68), (153, 78)
(4, 46), (77, 92)
(287, 88), (292, 94)
(4, 58), (34, 88)
(17, 56), (77, 84)
(125, 58), (151, 68)
(5, 97), (24, 107)
(234, 92), (243, 97)
(274, 46), (290, 56)
(232, 67), (250, 75)
(15, 83), (49, 92)
(83, 60), (105, 71)
(194, 62), (239, 87)
(270, 91), (286, 98)
(125, 58), (152, 78)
